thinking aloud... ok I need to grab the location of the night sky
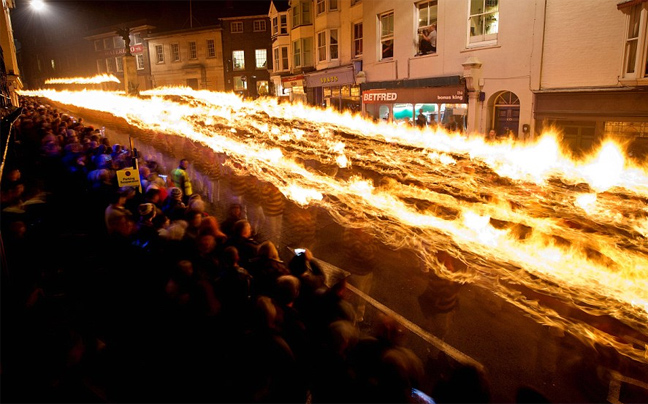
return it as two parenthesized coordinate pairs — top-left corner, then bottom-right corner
(12, 0), (272, 36)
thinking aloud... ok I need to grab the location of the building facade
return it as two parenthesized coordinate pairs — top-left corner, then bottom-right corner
(220, 15), (272, 98)
(534, 0), (648, 157)
(85, 23), (155, 92)
(146, 26), (224, 91)
(0, 0), (21, 106)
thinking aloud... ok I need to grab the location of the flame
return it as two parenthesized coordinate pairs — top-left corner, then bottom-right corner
(19, 87), (648, 364)
(44, 74), (121, 85)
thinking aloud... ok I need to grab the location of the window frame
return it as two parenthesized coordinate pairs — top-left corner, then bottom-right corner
(379, 11), (394, 61)
(233, 75), (248, 91)
(292, 1), (312, 28)
(232, 50), (245, 70)
(293, 38), (312, 68)
(207, 39), (216, 58)
(353, 22), (363, 58)
(255, 48), (267, 69)
(417, 0), (438, 56)
(254, 20), (267, 32)
(621, 4), (648, 81)
(231, 21), (244, 33)
(280, 15), (288, 34)
(116, 57), (124, 72)
(136, 54), (145, 70)
(155, 44), (165, 63)
(171, 43), (180, 62)
(189, 41), (197, 59)
(468, 0), (499, 46)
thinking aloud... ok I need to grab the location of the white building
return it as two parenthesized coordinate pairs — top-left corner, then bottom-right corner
(360, 0), (543, 138)
(535, 0), (648, 157)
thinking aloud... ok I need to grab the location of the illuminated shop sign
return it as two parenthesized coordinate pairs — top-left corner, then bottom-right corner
(362, 85), (467, 104)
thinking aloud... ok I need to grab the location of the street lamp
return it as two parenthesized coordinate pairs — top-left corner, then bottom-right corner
(29, 0), (46, 12)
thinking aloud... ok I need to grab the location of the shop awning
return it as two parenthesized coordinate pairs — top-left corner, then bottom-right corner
(305, 66), (355, 88)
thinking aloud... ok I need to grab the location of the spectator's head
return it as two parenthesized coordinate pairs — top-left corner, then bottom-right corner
(138, 203), (156, 222)
(233, 219), (252, 239)
(274, 275), (300, 306)
(169, 187), (183, 200)
(179, 158), (189, 169)
(258, 240), (280, 260)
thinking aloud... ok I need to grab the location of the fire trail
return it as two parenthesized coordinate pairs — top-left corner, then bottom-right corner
(21, 87), (648, 365)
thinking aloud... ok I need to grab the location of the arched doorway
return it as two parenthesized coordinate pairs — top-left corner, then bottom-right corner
(491, 91), (520, 138)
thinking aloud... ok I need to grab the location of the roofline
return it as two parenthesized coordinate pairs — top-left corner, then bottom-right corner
(220, 15), (269, 20)
(145, 25), (223, 38)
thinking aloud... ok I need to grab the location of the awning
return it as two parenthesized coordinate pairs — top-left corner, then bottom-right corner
(617, 0), (647, 10)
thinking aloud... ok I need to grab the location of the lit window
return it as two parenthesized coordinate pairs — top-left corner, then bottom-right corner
(189, 41), (197, 59)
(171, 44), (180, 62)
(353, 22), (363, 57)
(155, 44), (164, 63)
(207, 39), (215, 57)
(257, 80), (269, 96)
(469, 0), (499, 44)
(254, 20), (266, 32)
(417, 1), (437, 55)
(116, 57), (124, 72)
(255, 49), (267, 69)
(231, 21), (244, 33)
(234, 75), (247, 91)
(621, 4), (648, 79)
(114, 36), (125, 49)
(136, 54), (145, 70)
(233, 50), (245, 70)
(380, 11), (394, 60)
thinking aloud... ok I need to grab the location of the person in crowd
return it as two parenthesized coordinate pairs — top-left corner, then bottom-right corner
(220, 202), (244, 239)
(225, 219), (259, 269)
(171, 158), (193, 202)
(248, 240), (290, 297)
(162, 187), (186, 221)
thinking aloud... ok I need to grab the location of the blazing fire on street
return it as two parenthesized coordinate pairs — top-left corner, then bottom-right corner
(21, 86), (648, 366)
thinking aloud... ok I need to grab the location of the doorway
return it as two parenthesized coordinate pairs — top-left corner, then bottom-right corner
(491, 91), (520, 138)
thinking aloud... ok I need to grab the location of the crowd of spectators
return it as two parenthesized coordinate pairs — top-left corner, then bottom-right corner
(1, 97), (495, 403)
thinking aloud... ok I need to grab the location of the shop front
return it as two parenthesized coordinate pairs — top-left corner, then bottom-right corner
(280, 74), (306, 104)
(534, 89), (648, 157)
(305, 66), (361, 113)
(362, 84), (468, 130)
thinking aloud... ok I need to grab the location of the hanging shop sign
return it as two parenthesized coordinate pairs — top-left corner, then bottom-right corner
(305, 66), (355, 88)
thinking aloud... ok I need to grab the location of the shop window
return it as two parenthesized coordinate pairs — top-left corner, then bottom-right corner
(255, 49), (267, 69)
(136, 54), (145, 70)
(231, 22), (244, 33)
(379, 105), (391, 121)
(621, 4), (648, 80)
(380, 11), (394, 60)
(155, 44), (165, 63)
(394, 103), (414, 126)
(172, 44), (180, 62)
(233, 50), (245, 70)
(207, 40), (216, 58)
(417, 1), (437, 55)
(441, 103), (468, 132)
(257, 81), (269, 96)
(353, 22), (363, 57)
(415, 103), (438, 126)
(605, 121), (648, 138)
(234, 76), (248, 91)
(469, 0), (499, 45)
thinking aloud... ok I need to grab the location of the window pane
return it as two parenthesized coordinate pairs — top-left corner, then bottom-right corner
(470, 0), (483, 15)
(353, 23), (363, 57)
(207, 40), (215, 57)
(233, 50), (245, 70)
(330, 29), (338, 59)
(189, 42), (197, 59)
(382, 39), (393, 59)
(318, 31), (327, 61)
(330, 0), (338, 10)
(381, 13), (393, 38)
(304, 37), (313, 66)
(255, 49), (267, 68)
(626, 40), (638, 74)
(281, 47), (289, 70)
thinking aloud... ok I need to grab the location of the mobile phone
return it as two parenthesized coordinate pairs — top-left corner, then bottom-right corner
(411, 388), (435, 404)
(294, 248), (306, 256)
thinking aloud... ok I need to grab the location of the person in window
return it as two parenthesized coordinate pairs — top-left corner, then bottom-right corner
(416, 111), (427, 128)
(382, 40), (394, 59)
(419, 24), (437, 55)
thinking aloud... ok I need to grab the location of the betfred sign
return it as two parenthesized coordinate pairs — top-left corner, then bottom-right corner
(363, 92), (398, 102)
(362, 85), (467, 104)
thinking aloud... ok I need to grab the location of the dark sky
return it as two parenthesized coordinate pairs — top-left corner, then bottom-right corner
(12, 0), (271, 35)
